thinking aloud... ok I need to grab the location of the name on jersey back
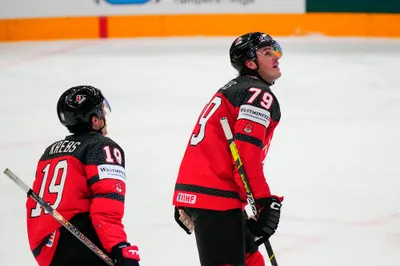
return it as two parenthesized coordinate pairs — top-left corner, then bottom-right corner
(49, 140), (82, 155)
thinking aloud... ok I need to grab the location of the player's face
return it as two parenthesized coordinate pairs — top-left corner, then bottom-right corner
(256, 46), (282, 83)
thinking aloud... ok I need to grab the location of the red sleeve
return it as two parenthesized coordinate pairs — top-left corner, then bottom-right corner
(234, 118), (271, 199)
(232, 89), (277, 200)
(84, 141), (127, 253)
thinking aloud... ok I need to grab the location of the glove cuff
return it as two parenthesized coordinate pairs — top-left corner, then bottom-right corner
(111, 242), (131, 259)
(112, 242), (140, 262)
(256, 196), (283, 206)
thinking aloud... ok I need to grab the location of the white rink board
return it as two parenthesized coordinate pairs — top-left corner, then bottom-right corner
(0, 0), (305, 19)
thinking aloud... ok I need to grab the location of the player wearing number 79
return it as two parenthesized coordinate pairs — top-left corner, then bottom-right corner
(26, 86), (140, 266)
(173, 32), (284, 266)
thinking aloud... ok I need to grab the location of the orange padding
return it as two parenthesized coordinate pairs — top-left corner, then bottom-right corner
(0, 17), (99, 41)
(1, 13), (400, 41)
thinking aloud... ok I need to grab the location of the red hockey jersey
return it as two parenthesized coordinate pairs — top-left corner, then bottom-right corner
(173, 75), (281, 211)
(26, 132), (128, 266)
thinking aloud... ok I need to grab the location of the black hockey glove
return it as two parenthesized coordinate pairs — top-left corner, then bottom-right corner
(247, 196), (283, 240)
(111, 242), (140, 266)
(174, 206), (194, 234)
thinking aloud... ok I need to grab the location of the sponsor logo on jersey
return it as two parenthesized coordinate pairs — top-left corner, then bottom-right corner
(116, 182), (123, 192)
(176, 193), (197, 204)
(98, 164), (126, 182)
(243, 123), (253, 134)
(238, 104), (270, 127)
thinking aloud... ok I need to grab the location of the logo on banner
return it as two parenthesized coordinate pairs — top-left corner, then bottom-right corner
(176, 0), (255, 5)
(95, 0), (160, 4)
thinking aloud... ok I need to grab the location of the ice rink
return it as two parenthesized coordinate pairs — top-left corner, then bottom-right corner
(0, 36), (399, 266)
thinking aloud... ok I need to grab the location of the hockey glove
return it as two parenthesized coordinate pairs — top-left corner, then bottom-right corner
(247, 196), (283, 240)
(174, 206), (194, 234)
(111, 242), (140, 266)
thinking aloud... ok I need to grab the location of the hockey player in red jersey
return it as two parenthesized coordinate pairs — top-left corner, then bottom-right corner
(26, 86), (140, 266)
(173, 32), (284, 266)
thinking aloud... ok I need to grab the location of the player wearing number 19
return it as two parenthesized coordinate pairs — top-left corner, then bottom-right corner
(173, 32), (284, 266)
(26, 86), (140, 266)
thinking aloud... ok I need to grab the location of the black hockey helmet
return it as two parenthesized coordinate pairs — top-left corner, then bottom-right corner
(57, 85), (111, 133)
(230, 32), (283, 75)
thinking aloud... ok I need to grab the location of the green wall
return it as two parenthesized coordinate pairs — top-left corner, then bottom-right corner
(306, 0), (400, 13)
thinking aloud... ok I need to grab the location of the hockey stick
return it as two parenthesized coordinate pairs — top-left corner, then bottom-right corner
(3, 168), (114, 266)
(219, 117), (279, 266)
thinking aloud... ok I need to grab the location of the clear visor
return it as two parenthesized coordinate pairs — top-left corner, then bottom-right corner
(102, 98), (111, 116)
(272, 41), (283, 57)
(257, 40), (283, 58)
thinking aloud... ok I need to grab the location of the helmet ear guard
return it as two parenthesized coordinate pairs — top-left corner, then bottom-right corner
(245, 45), (257, 60)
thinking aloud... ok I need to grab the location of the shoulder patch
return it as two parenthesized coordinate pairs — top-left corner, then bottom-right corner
(97, 164), (126, 182)
(238, 104), (271, 127)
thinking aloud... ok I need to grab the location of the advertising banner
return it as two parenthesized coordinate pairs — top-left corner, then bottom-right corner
(0, 0), (305, 19)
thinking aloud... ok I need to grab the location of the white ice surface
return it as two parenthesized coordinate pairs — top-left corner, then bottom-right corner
(0, 36), (399, 266)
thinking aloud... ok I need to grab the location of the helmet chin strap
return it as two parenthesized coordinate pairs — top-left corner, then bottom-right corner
(99, 118), (107, 134)
(241, 57), (274, 86)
